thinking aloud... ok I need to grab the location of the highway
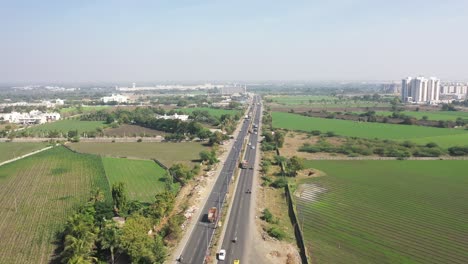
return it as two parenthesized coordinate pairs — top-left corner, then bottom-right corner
(218, 95), (262, 264)
(179, 95), (261, 264)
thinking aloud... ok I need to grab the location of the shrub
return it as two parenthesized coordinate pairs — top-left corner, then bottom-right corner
(271, 178), (288, 188)
(448, 146), (468, 156)
(262, 208), (274, 223)
(267, 227), (286, 240)
(311, 130), (321, 136)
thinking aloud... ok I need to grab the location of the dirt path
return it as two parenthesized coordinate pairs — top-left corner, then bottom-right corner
(0, 145), (54, 167)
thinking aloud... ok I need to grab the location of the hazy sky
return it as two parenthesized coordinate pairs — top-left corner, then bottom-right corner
(1, 0), (468, 83)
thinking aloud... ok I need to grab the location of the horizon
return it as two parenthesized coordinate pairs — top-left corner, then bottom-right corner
(1, 0), (468, 82)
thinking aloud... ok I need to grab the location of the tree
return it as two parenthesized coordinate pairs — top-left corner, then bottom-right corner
(112, 182), (127, 215)
(287, 156), (305, 176)
(99, 221), (122, 264)
(120, 215), (156, 263)
(273, 131), (285, 148)
(199, 150), (218, 165)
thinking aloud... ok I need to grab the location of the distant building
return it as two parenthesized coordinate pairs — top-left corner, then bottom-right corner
(101, 94), (128, 104)
(155, 113), (190, 121)
(55, 99), (65, 105)
(440, 82), (468, 100)
(0, 110), (60, 124)
(220, 85), (247, 95)
(401, 76), (440, 104)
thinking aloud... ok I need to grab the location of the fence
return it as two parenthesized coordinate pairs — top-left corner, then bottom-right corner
(285, 184), (309, 264)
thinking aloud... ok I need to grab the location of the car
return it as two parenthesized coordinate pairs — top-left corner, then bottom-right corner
(218, 249), (226, 260)
(251, 146), (255, 149)
(233, 259), (240, 264)
(248, 142), (251, 146)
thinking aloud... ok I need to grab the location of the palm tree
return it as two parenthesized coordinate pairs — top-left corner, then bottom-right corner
(99, 221), (121, 264)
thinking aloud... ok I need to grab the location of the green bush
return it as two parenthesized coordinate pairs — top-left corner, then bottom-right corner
(267, 227), (286, 240)
(271, 178), (288, 188)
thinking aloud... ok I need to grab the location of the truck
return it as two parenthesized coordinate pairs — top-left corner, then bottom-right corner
(240, 160), (248, 169)
(208, 207), (218, 223)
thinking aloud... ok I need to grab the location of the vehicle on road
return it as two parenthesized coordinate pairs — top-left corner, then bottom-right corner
(232, 236), (237, 243)
(233, 259), (240, 264)
(251, 146), (255, 149)
(208, 207), (218, 223)
(218, 249), (226, 260)
(240, 160), (248, 169)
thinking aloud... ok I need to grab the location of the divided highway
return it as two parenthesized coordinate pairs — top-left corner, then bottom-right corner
(179, 95), (261, 264)
(218, 96), (262, 263)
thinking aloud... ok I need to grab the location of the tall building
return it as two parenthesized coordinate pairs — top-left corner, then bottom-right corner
(401, 76), (440, 104)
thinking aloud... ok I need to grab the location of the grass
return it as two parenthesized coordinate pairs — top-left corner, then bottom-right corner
(103, 124), (165, 137)
(354, 111), (468, 121)
(26, 119), (106, 135)
(295, 160), (468, 264)
(0, 146), (109, 264)
(272, 112), (468, 148)
(178, 107), (242, 118)
(59, 106), (110, 114)
(267, 95), (390, 108)
(0, 142), (49, 163)
(68, 142), (206, 167)
(102, 157), (169, 203)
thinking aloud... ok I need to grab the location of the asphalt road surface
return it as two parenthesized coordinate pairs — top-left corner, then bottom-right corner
(218, 95), (262, 264)
(179, 95), (261, 264)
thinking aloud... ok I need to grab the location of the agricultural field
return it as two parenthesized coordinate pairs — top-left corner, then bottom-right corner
(267, 95), (390, 108)
(296, 160), (468, 264)
(26, 119), (106, 136)
(272, 112), (468, 148)
(59, 105), (110, 114)
(102, 157), (168, 203)
(0, 142), (49, 163)
(103, 124), (165, 137)
(0, 146), (109, 263)
(69, 142), (206, 167)
(179, 107), (242, 118)
(354, 110), (468, 121)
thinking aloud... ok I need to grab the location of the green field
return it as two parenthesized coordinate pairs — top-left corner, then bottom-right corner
(0, 146), (109, 263)
(268, 95), (390, 108)
(0, 142), (49, 163)
(354, 111), (468, 121)
(102, 157), (168, 202)
(179, 107), (242, 118)
(69, 142), (206, 167)
(296, 160), (468, 264)
(27, 119), (106, 135)
(59, 105), (110, 114)
(272, 112), (468, 148)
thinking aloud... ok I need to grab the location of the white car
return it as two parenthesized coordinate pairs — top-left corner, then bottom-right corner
(218, 249), (226, 260)
(251, 146), (255, 149)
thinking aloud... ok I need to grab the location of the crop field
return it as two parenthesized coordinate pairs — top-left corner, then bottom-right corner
(103, 124), (165, 137)
(69, 142), (206, 167)
(354, 110), (468, 121)
(59, 105), (110, 114)
(27, 119), (106, 135)
(296, 160), (468, 264)
(0, 146), (109, 263)
(179, 107), (242, 118)
(102, 157), (168, 202)
(272, 112), (468, 148)
(0, 142), (49, 163)
(267, 95), (390, 108)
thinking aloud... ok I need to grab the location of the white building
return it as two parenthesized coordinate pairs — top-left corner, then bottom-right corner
(56, 99), (65, 105)
(155, 113), (190, 121)
(401, 76), (440, 104)
(101, 94), (128, 104)
(0, 111), (61, 124)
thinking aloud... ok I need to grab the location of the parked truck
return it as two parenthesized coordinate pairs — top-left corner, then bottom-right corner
(208, 207), (218, 223)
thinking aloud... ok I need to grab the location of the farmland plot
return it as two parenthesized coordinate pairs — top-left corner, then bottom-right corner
(0, 142), (49, 163)
(102, 157), (169, 202)
(272, 112), (468, 148)
(0, 147), (109, 263)
(296, 160), (468, 264)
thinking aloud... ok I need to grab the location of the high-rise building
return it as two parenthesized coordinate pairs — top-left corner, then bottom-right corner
(401, 76), (440, 104)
